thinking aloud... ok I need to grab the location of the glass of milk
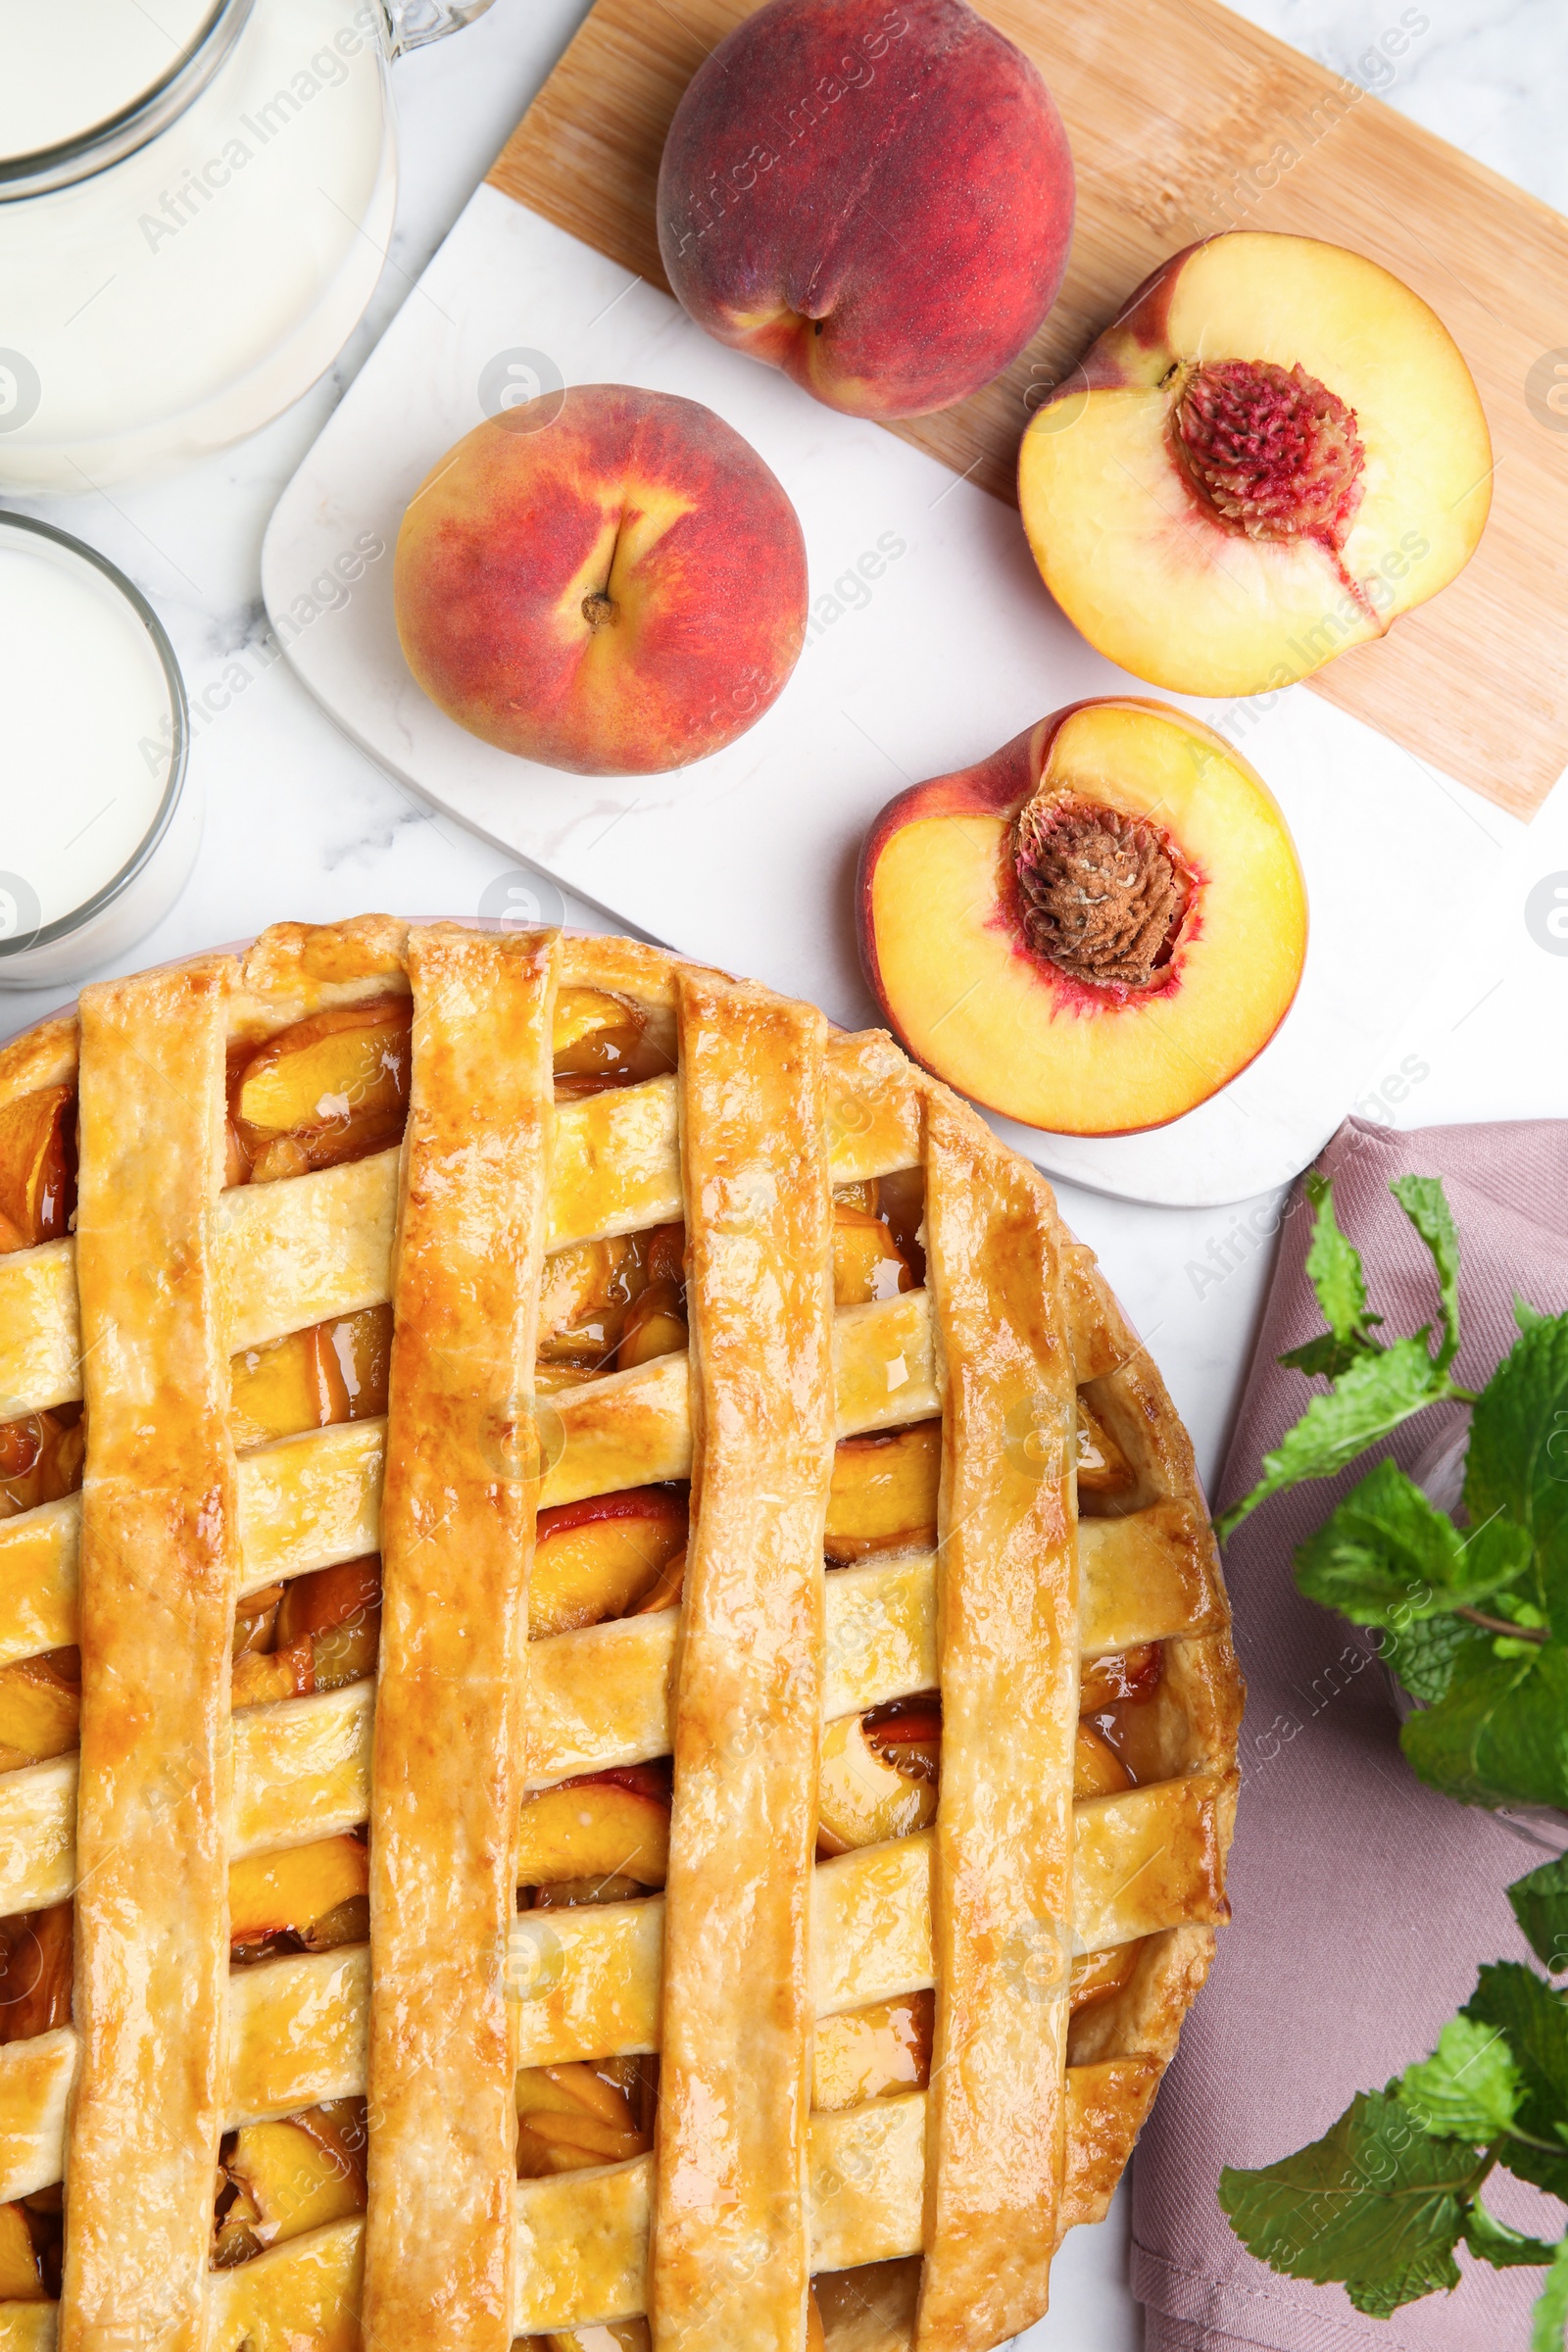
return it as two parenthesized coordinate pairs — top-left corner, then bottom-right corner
(0, 514), (196, 987)
(0, 0), (495, 492)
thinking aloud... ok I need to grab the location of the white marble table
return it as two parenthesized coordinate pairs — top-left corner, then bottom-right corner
(3, 2), (1566, 2340)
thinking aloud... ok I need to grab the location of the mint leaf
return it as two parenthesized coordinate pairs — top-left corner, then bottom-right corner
(1532, 2235), (1568, 2351)
(1398, 2015), (1523, 2139)
(1392, 1175), (1462, 1372)
(1219, 2089), (1485, 2317)
(1296, 1460), (1531, 1628)
(1461, 2199), (1563, 2270)
(1280, 1331), (1369, 1379)
(1219, 1337), (1452, 1540)
(1466, 1963), (1568, 2204)
(1402, 1643), (1568, 1814)
(1467, 1314), (1568, 1640)
(1519, 1297), (1549, 1335)
(1284, 1172), (1383, 1370)
(1511, 1858), (1568, 1978)
(1382, 1612), (1489, 1705)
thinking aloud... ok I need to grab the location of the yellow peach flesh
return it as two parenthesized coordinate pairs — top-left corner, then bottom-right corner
(867, 702), (1306, 1135)
(515, 1782), (670, 1887)
(1020, 233), (1491, 697)
(1021, 385), (1373, 695)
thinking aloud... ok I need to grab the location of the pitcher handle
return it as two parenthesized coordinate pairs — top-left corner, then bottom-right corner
(379, 0), (497, 57)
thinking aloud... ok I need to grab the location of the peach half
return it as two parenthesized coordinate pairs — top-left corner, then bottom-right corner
(1018, 232), (1492, 698)
(858, 698), (1307, 1135)
(657, 0), (1073, 419)
(394, 384), (808, 774)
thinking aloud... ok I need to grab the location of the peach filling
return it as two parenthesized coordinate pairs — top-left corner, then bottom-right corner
(228, 997), (413, 1185)
(531, 1488), (689, 1639)
(227, 1832), (369, 1967)
(0, 1084), (74, 1254)
(826, 1424), (939, 1562)
(518, 1763), (673, 1912)
(552, 986), (673, 1102)
(0, 1647), (80, 1771)
(537, 1224), (688, 1390)
(213, 2098), (368, 2268)
(0, 2197), (52, 2301)
(229, 1303), (391, 1452)
(1013, 785), (1193, 994)
(0, 1903), (73, 2047)
(230, 1554), (383, 1708)
(516, 2058), (658, 2183)
(0, 1405), (84, 1523)
(1075, 1396), (1136, 1502)
(831, 1171), (924, 1302)
(1171, 357), (1365, 549)
(813, 1988), (934, 2113)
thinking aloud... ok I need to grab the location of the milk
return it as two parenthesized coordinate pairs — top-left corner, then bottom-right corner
(0, 0), (219, 161)
(0, 0), (396, 490)
(0, 522), (199, 984)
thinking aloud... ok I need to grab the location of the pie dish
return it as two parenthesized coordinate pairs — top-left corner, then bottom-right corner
(0, 917), (1242, 2352)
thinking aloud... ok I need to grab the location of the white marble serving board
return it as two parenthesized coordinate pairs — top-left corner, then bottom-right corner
(262, 186), (1521, 1208)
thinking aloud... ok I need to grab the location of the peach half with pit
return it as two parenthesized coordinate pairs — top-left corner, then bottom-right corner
(858, 698), (1307, 1136)
(394, 384), (808, 775)
(657, 0), (1074, 420)
(1018, 232), (1492, 698)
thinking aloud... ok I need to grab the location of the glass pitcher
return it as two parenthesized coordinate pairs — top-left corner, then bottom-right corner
(0, 0), (493, 492)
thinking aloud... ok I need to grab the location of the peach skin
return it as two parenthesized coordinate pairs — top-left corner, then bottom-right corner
(394, 383), (808, 774)
(657, 0), (1074, 419)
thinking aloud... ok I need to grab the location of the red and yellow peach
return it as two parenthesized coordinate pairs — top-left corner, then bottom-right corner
(394, 384), (808, 774)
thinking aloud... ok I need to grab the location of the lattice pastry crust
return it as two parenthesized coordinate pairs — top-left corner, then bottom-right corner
(0, 918), (1242, 2352)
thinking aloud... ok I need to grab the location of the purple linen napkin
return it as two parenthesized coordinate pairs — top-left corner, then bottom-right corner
(1130, 1116), (1568, 2351)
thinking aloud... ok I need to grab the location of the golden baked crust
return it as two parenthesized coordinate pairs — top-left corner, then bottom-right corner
(362, 928), (561, 2350)
(63, 959), (239, 2352)
(0, 919), (1243, 2352)
(649, 973), (836, 2352)
(914, 1097), (1077, 2348)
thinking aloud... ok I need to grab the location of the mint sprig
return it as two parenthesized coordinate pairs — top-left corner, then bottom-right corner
(1216, 1173), (1478, 1544)
(1217, 1173), (1568, 1818)
(1294, 1457), (1531, 1628)
(1218, 1180), (1568, 2336)
(1222, 1874), (1568, 2335)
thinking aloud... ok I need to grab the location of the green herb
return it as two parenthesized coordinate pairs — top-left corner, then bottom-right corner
(1218, 1186), (1568, 2334)
(1510, 1857), (1568, 1977)
(1221, 1869), (1568, 2333)
(1217, 1174), (1568, 1816)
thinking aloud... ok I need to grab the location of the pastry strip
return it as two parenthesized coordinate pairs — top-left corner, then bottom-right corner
(0, 1034), (922, 1408)
(2, 1769), (1220, 2200)
(193, 2052), (1154, 2352)
(216, 2044), (1162, 2352)
(0, 1398), (1214, 1684)
(362, 927), (560, 2352)
(915, 1101), (1080, 2350)
(58, 960), (239, 2352)
(0, 1514), (1226, 1900)
(648, 974), (837, 2352)
(0, 1770), (1231, 2167)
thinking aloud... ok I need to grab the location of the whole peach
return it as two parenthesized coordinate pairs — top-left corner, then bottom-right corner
(657, 0), (1074, 419)
(393, 384), (808, 775)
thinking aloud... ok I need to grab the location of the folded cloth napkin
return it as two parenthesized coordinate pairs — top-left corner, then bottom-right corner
(1130, 1115), (1568, 2352)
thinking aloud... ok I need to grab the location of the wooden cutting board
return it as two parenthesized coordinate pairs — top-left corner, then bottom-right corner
(489, 0), (1568, 820)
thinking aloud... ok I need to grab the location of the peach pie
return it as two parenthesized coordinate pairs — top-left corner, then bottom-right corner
(0, 919), (1241, 2352)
